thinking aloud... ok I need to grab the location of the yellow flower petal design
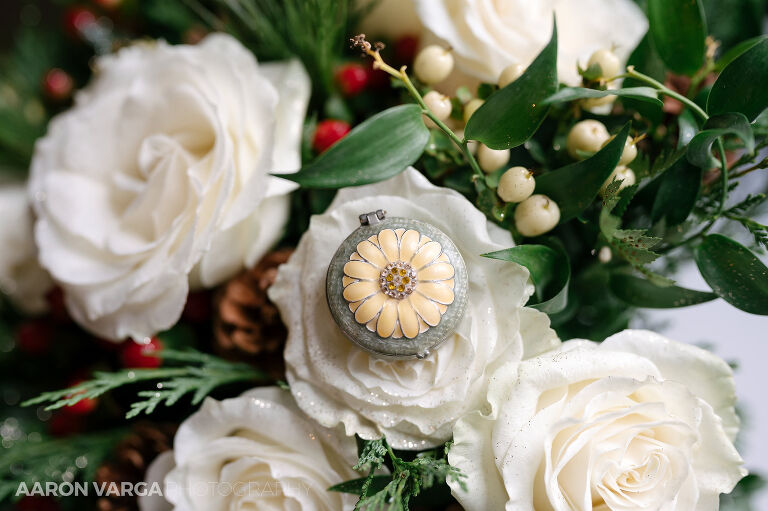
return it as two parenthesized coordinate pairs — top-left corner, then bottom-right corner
(344, 260), (380, 280)
(377, 299), (398, 337)
(343, 280), (378, 302)
(377, 229), (400, 263)
(399, 229), (421, 261)
(411, 241), (442, 269)
(409, 292), (441, 326)
(417, 262), (455, 281)
(416, 282), (455, 305)
(356, 240), (388, 269)
(340, 226), (459, 340)
(397, 298), (420, 339)
(355, 293), (387, 324)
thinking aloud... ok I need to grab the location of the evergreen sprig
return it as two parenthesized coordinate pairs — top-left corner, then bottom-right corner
(0, 429), (125, 503)
(184, 0), (366, 97)
(600, 188), (673, 286)
(22, 349), (266, 418)
(331, 438), (466, 511)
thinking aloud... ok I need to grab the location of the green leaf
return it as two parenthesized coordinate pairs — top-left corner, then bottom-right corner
(542, 87), (662, 107)
(647, 0), (707, 75)
(535, 123), (630, 222)
(694, 234), (768, 315)
(677, 109), (699, 149)
(464, 19), (557, 149)
(329, 476), (392, 495)
(483, 242), (570, 314)
(610, 273), (716, 308)
(279, 104), (429, 188)
(708, 37), (768, 121)
(651, 155), (703, 225)
(687, 113), (754, 169)
(714, 35), (767, 72)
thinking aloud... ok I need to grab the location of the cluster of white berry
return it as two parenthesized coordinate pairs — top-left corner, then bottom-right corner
(412, 45), (637, 239)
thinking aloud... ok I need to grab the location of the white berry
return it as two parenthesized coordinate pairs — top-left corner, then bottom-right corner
(566, 119), (610, 159)
(498, 63), (525, 88)
(423, 91), (452, 128)
(600, 166), (636, 195)
(414, 45), (454, 84)
(587, 48), (622, 79)
(477, 144), (510, 173)
(463, 98), (484, 123)
(601, 135), (638, 166)
(514, 194), (560, 237)
(497, 166), (535, 203)
(598, 246), (612, 263)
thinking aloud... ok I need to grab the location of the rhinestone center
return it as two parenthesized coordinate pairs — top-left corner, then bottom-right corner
(379, 262), (417, 299)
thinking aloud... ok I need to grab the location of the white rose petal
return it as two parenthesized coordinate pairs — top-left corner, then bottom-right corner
(140, 387), (360, 511)
(0, 183), (52, 314)
(29, 34), (310, 341)
(448, 329), (747, 511)
(414, 0), (648, 86)
(269, 168), (559, 449)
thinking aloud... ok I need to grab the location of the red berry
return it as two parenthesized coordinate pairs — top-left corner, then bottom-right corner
(394, 35), (420, 65)
(120, 337), (163, 368)
(63, 380), (98, 415)
(48, 411), (83, 437)
(336, 63), (370, 96)
(43, 69), (74, 102)
(16, 320), (54, 355)
(63, 7), (97, 39)
(313, 120), (351, 153)
(182, 291), (211, 323)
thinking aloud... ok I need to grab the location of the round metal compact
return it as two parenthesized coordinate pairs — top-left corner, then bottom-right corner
(326, 210), (468, 359)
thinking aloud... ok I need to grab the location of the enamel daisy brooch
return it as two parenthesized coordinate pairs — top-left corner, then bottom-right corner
(326, 210), (468, 359)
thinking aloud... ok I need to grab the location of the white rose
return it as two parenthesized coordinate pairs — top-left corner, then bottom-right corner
(269, 168), (559, 449)
(139, 387), (360, 511)
(414, 0), (648, 86)
(0, 183), (52, 313)
(29, 34), (310, 341)
(357, 0), (422, 39)
(448, 329), (746, 511)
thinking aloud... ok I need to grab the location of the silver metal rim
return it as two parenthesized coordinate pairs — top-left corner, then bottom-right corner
(326, 216), (468, 359)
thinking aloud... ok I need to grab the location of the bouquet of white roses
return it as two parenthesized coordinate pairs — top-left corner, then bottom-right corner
(0, 0), (766, 510)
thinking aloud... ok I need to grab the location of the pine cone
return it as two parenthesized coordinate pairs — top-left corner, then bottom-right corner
(214, 248), (293, 361)
(95, 422), (176, 511)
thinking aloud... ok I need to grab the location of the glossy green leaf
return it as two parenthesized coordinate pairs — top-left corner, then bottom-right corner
(677, 109), (699, 149)
(687, 112), (754, 169)
(708, 37), (768, 121)
(535, 123), (630, 222)
(610, 273), (716, 308)
(279, 104), (429, 188)
(483, 241), (570, 314)
(648, 0), (707, 75)
(542, 87), (662, 107)
(464, 20), (557, 149)
(694, 234), (768, 315)
(651, 155), (702, 225)
(714, 35), (767, 72)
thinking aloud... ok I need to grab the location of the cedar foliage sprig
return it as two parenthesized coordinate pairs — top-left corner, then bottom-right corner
(0, 429), (126, 503)
(330, 438), (466, 511)
(22, 349), (266, 418)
